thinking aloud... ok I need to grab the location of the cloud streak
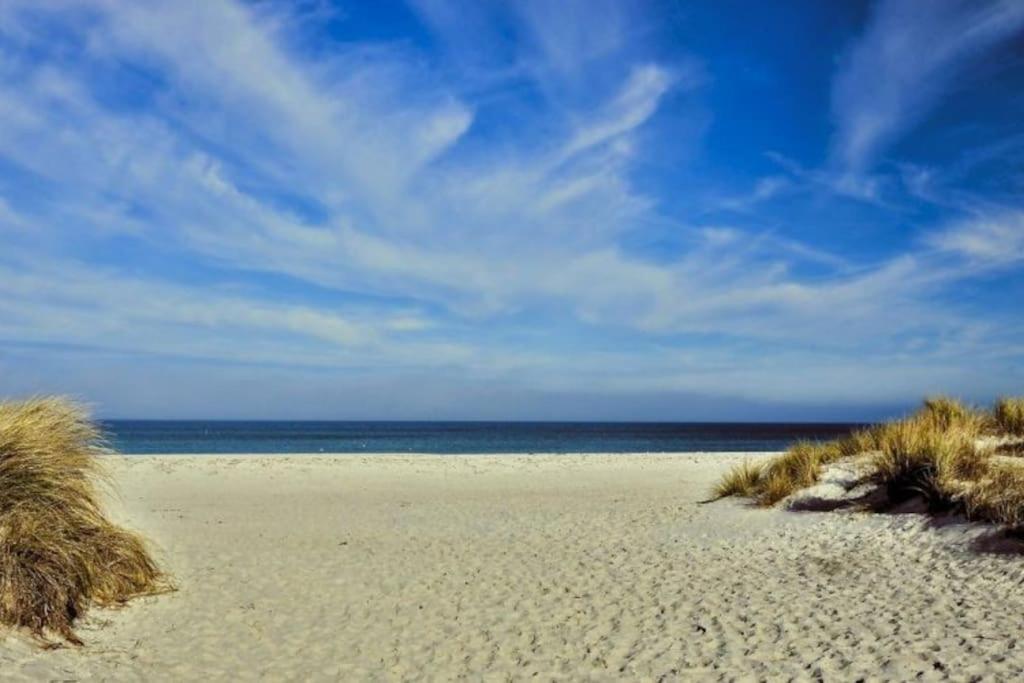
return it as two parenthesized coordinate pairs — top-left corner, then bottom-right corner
(831, 0), (1024, 172)
(0, 0), (1022, 417)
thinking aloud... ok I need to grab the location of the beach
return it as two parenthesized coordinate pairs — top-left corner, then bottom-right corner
(3, 453), (1024, 681)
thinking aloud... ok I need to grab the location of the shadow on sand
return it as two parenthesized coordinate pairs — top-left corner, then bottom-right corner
(781, 484), (1024, 556)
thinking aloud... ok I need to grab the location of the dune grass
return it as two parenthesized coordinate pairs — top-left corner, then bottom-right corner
(963, 464), (1024, 529)
(712, 460), (764, 500)
(918, 395), (989, 433)
(755, 441), (845, 505)
(0, 397), (169, 645)
(869, 418), (985, 509)
(995, 397), (1024, 436)
(715, 441), (845, 506)
(713, 395), (1024, 534)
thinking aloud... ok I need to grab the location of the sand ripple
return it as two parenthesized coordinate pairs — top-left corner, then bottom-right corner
(3, 454), (1024, 680)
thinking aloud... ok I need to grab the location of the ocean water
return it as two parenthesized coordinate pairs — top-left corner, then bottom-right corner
(101, 421), (863, 455)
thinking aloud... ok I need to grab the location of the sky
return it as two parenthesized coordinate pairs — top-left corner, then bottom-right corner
(1, 0), (1023, 421)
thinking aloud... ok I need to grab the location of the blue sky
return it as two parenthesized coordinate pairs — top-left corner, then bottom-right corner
(1, 0), (1023, 420)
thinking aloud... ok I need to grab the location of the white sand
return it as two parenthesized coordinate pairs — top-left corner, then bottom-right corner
(4, 453), (1024, 680)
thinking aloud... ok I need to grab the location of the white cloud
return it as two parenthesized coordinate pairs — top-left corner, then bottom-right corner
(718, 175), (791, 211)
(561, 64), (674, 159)
(512, 0), (629, 77)
(831, 0), (1024, 172)
(928, 210), (1024, 264)
(0, 0), (1021, 414)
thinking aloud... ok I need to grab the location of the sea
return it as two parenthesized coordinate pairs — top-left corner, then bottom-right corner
(101, 421), (864, 455)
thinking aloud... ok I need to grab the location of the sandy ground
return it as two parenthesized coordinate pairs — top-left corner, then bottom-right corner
(3, 453), (1024, 681)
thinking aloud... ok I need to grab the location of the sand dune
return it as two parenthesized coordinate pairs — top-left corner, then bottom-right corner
(3, 453), (1024, 680)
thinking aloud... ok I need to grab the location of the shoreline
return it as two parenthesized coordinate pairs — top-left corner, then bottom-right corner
(107, 450), (781, 458)
(5, 452), (1024, 680)
(108, 450), (784, 459)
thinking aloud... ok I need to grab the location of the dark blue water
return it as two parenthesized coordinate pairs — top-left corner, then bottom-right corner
(101, 421), (863, 455)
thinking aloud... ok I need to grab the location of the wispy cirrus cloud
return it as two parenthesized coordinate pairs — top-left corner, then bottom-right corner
(0, 0), (1022, 418)
(927, 210), (1024, 265)
(831, 0), (1024, 173)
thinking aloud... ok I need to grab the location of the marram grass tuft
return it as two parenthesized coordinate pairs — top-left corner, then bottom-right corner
(918, 395), (989, 435)
(713, 460), (763, 500)
(711, 395), (1024, 538)
(0, 397), (170, 645)
(995, 397), (1024, 436)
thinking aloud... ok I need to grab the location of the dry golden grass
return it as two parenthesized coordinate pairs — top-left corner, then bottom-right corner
(870, 419), (986, 508)
(963, 463), (1024, 529)
(709, 441), (845, 505)
(755, 441), (844, 505)
(713, 460), (763, 499)
(712, 395), (1024, 536)
(0, 397), (169, 645)
(917, 395), (989, 435)
(833, 426), (883, 458)
(995, 397), (1024, 436)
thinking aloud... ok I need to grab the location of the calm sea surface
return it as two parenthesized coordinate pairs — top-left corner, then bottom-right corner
(101, 421), (864, 455)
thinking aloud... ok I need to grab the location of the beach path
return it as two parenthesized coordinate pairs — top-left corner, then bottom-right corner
(3, 454), (1023, 680)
